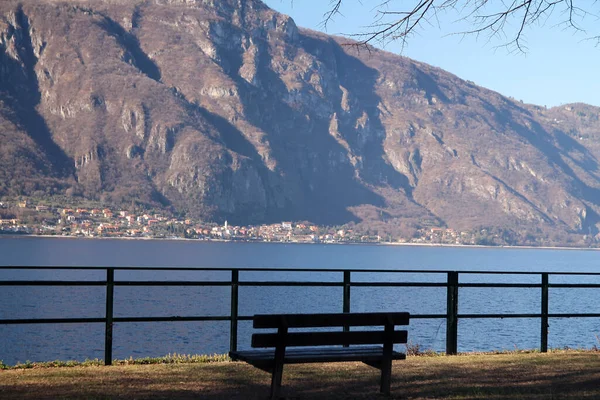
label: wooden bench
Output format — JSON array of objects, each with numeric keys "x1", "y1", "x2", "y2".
[{"x1": 229, "y1": 312, "x2": 410, "y2": 399}]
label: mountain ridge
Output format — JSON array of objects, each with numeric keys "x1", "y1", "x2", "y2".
[{"x1": 2, "y1": 0, "x2": 600, "y2": 245}]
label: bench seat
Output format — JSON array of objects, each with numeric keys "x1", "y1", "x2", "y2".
[{"x1": 231, "y1": 345, "x2": 406, "y2": 369}]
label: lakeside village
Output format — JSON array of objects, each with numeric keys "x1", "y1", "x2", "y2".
[{"x1": 0, "y1": 199, "x2": 486, "y2": 245}]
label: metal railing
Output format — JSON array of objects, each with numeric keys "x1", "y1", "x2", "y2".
[{"x1": 2, "y1": 267, "x2": 600, "y2": 364}]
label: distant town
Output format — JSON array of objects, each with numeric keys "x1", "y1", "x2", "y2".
[{"x1": 0, "y1": 199, "x2": 563, "y2": 246}]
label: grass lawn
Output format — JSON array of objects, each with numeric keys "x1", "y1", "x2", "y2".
[{"x1": 1, "y1": 351, "x2": 600, "y2": 399}]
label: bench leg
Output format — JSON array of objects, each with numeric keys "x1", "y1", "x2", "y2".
[
  {"x1": 270, "y1": 361, "x2": 284, "y2": 399},
  {"x1": 380, "y1": 323, "x2": 394, "y2": 395},
  {"x1": 380, "y1": 359, "x2": 392, "y2": 395}
]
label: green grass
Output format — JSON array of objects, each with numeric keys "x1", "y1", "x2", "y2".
[
  {"x1": 1, "y1": 351, "x2": 600, "y2": 399},
  {"x1": 2, "y1": 353, "x2": 229, "y2": 370}
]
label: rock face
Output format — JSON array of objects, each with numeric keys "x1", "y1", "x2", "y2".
[{"x1": 2, "y1": 0, "x2": 600, "y2": 240}]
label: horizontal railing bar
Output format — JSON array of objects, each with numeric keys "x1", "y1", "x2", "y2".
[
  {"x1": 0, "y1": 314, "x2": 450, "y2": 325},
  {"x1": 0, "y1": 280, "x2": 456, "y2": 288},
  {"x1": 0, "y1": 315, "x2": 301, "y2": 325},
  {"x1": 115, "y1": 281, "x2": 231, "y2": 287},
  {"x1": 0, "y1": 316, "x2": 233, "y2": 324},
  {"x1": 0, "y1": 318, "x2": 106, "y2": 324},
  {"x1": 4, "y1": 281, "x2": 600, "y2": 289},
  {"x1": 0, "y1": 266, "x2": 116, "y2": 270},
  {"x1": 6, "y1": 281, "x2": 599, "y2": 289},
  {"x1": 5, "y1": 266, "x2": 600, "y2": 276},
  {"x1": 458, "y1": 313, "x2": 541, "y2": 319},
  {"x1": 350, "y1": 282, "x2": 447, "y2": 287},
  {"x1": 459, "y1": 283, "x2": 542, "y2": 288},
  {"x1": 0, "y1": 281, "x2": 108, "y2": 286},
  {"x1": 0, "y1": 266, "x2": 452, "y2": 273},
  {"x1": 549, "y1": 313, "x2": 600, "y2": 318},
  {"x1": 549, "y1": 284, "x2": 600, "y2": 288},
  {"x1": 459, "y1": 313, "x2": 600, "y2": 319},
  {"x1": 3, "y1": 277, "x2": 600, "y2": 293},
  {"x1": 232, "y1": 315, "x2": 451, "y2": 321},
  {"x1": 238, "y1": 281, "x2": 343, "y2": 287},
  {"x1": 5, "y1": 312, "x2": 600, "y2": 326},
  {"x1": 113, "y1": 316, "x2": 230, "y2": 322},
  {"x1": 0, "y1": 281, "x2": 235, "y2": 287}
]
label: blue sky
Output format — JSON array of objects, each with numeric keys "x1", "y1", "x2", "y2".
[{"x1": 264, "y1": 0, "x2": 600, "y2": 108}]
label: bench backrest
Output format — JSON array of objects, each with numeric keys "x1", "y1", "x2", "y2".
[{"x1": 251, "y1": 312, "x2": 409, "y2": 348}]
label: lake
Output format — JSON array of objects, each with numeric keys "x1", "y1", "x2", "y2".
[{"x1": 1, "y1": 236, "x2": 600, "y2": 365}]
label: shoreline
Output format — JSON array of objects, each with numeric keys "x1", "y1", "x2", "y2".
[
  {"x1": 1, "y1": 232, "x2": 599, "y2": 252},
  {"x1": 2, "y1": 347, "x2": 599, "y2": 368}
]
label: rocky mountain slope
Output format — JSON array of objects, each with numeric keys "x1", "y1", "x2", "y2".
[{"x1": 2, "y1": 0, "x2": 600, "y2": 243}]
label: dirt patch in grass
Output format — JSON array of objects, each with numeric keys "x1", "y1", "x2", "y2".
[{"x1": 1, "y1": 352, "x2": 600, "y2": 399}]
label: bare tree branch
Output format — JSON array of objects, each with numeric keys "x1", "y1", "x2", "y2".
[
  {"x1": 320, "y1": 1, "x2": 600, "y2": 53},
  {"x1": 321, "y1": 0, "x2": 343, "y2": 30}
]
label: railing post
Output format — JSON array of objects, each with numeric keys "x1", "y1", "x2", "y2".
[
  {"x1": 230, "y1": 269, "x2": 239, "y2": 353},
  {"x1": 446, "y1": 271, "x2": 459, "y2": 355},
  {"x1": 343, "y1": 270, "x2": 351, "y2": 345},
  {"x1": 541, "y1": 273, "x2": 549, "y2": 353},
  {"x1": 104, "y1": 268, "x2": 114, "y2": 366},
  {"x1": 343, "y1": 270, "x2": 351, "y2": 315}
]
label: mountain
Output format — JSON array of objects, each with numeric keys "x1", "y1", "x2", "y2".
[{"x1": 2, "y1": 0, "x2": 600, "y2": 244}]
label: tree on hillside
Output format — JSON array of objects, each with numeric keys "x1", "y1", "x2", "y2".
[{"x1": 323, "y1": 0, "x2": 597, "y2": 52}]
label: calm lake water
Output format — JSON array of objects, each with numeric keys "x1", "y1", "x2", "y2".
[{"x1": 2, "y1": 236, "x2": 600, "y2": 365}]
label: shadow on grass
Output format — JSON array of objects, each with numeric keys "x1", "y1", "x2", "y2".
[
  {"x1": 2, "y1": 356, "x2": 600, "y2": 399},
  {"x1": 395, "y1": 355, "x2": 600, "y2": 399}
]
